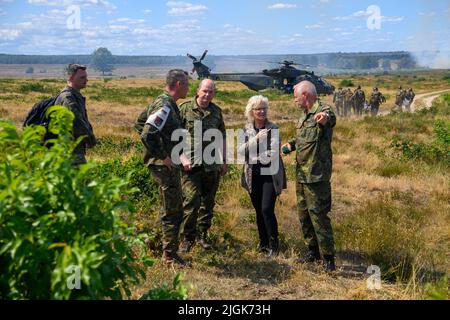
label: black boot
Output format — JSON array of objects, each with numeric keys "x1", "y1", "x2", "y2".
[
  {"x1": 267, "y1": 238, "x2": 279, "y2": 258},
  {"x1": 323, "y1": 255, "x2": 336, "y2": 272},
  {"x1": 296, "y1": 245, "x2": 321, "y2": 264},
  {"x1": 197, "y1": 233, "x2": 212, "y2": 250},
  {"x1": 179, "y1": 238, "x2": 195, "y2": 253}
]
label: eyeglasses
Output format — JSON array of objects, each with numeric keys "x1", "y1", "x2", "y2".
[{"x1": 253, "y1": 108, "x2": 267, "y2": 112}]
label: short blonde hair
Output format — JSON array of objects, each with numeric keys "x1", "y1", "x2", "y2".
[{"x1": 245, "y1": 95, "x2": 269, "y2": 123}]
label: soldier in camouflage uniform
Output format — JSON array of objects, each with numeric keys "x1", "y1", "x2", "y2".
[
  {"x1": 343, "y1": 88, "x2": 353, "y2": 117},
  {"x1": 369, "y1": 87, "x2": 386, "y2": 116},
  {"x1": 55, "y1": 64, "x2": 96, "y2": 165},
  {"x1": 178, "y1": 79, "x2": 228, "y2": 252},
  {"x1": 138, "y1": 69, "x2": 191, "y2": 266},
  {"x1": 395, "y1": 86, "x2": 406, "y2": 112},
  {"x1": 282, "y1": 81, "x2": 337, "y2": 272},
  {"x1": 353, "y1": 85, "x2": 366, "y2": 117},
  {"x1": 404, "y1": 88, "x2": 415, "y2": 112},
  {"x1": 333, "y1": 87, "x2": 344, "y2": 117}
]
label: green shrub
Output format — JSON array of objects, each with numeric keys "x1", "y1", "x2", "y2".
[
  {"x1": 441, "y1": 73, "x2": 450, "y2": 82},
  {"x1": 374, "y1": 160, "x2": 411, "y2": 177},
  {"x1": 140, "y1": 273, "x2": 188, "y2": 300},
  {"x1": 424, "y1": 276, "x2": 449, "y2": 300},
  {"x1": 391, "y1": 120, "x2": 450, "y2": 166},
  {"x1": 0, "y1": 107, "x2": 152, "y2": 299},
  {"x1": 18, "y1": 82, "x2": 55, "y2": 94},
  {"x1": 93, "y1": 136, "x2": 142, "y2": 158},
  {"x1": 339, "y1": 79, "x2": 354, "y2": 87},
  {"x1": 92, "y1": 155, "x2": 159, "y2": 211}
]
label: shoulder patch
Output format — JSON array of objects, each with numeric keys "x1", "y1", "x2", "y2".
[{"x1": 146, "y1": 105, "x2": 171, "y2": 131}]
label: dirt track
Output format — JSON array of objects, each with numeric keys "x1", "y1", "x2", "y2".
[{"x1": 410, "y1": 89, "x2": 450, "y2": 112}]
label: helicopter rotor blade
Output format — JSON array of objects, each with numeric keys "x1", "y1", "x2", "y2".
[
  {"x1": 187, "y1": 53, "x2": 197, "y2": 61},
  {"x1": 192, "y1": 67, "x2": 196, "y2": 74},
  {"x1": 200, "y1": 50, "x2": 208, "y2": 61}
]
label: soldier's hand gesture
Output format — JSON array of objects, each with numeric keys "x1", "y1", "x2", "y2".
[{"x1": 314, "y1": 112, "x2": 329, "y2": 125}]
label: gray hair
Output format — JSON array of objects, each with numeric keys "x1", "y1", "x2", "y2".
[
  {"x1": 294, "y1": 80, "x2": 317, "y2": 97},
  {"x1": 245, "y1": 95, "x2": 269, "y2": 123},
  {"x1": 166, "y1": 69, "x2": 188, "y2": 88}
]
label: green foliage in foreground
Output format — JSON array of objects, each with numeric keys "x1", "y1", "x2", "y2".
[
  {"x1": 0, "y1": 107, "x2": 185, "y2": 299},
  {"x1": 391, "y1": 120, "x2": 450, "y2": 166}
]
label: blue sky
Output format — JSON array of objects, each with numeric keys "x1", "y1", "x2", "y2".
[{"x1": 0, "y1": 0, "x2": 449, "y2": 56}]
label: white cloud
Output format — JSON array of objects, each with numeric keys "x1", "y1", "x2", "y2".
[
  {"x1": 166, "y1": 1, "x2": 207, "y2": 16},
  {"x1": 268, "y1": 3, "x2": 297, "y2": 10},
  {"x1": 143, "y1": 9, "x2": 152, "y2": 15},
  {"x1": 0, "y1": 9, "x2": 6, "y2": 16},
  {"x1": 109, "y1": 18, "x2": 145, "y2": 25},
  {"x1": 334, "y1": 10, "x2": 403, "y2": 23},
  {"x1": 418, "y1": 11, "x2": 436, "y2": 17},
  {"x1": 27, "y1": 0, "x2": 117, "y2": 13},
  {"x1": 0, "y1": 29, "x2": 21, "y2": 40},
  {"x1": 382, "y1": 16, "x2": 403, "y2": 22},
  {"x1": 305, "y1": 24, "x2": 323, "y2": 29}
]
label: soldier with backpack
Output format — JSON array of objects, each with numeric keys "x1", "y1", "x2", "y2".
[
  {"x1": 55, "y1": 64, "x2": 96, "y2": 165},
  {"x1": 23, "y1": 64, "x2": 96, "y2": 165}
]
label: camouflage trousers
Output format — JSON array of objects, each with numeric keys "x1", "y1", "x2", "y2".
[
  {"x1": 343, "y1": 102, "x2": 352, "y2": 117},
  {"x1": 181, "y1": 166, "x2": 221, "y2": 241},
  {"x1": 354, "y1": 102, "x2": 364, "y2": 116},
  {"x1": 371, "y1": 104, "x2": 380, "y2": 116},
  {"x1": 149, "y1": 165, "x2": 184, "y2": 255},
  {"x1": 296, "y1": 179, "x2": 335, "y2": 256},
  {"x1": 335, "y1": 102, "x2": 342, "y2": 117}
]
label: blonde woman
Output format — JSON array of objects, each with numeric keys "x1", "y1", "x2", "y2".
[{"x1": 238, "y1": 95, "x2": 287, "y2": 256}]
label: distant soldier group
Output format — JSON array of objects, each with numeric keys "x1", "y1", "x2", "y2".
[
  {"x1": 395, "y1": 86, "x2": 415, "y2": 112},
  {"x1": 333, "y1": 85, "x2": 414, "y2": 117},
  {"x1": 333, "y1": 86, "x2": 367, "y2": 117}
]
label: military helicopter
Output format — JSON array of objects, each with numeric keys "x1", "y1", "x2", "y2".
[{"x1": 187, "y1": 50, "x2": 335, "y2": 95}]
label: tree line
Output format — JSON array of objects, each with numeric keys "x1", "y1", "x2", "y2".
[{"x1": 0, "y1": 49, "x2": 417, "y2": 71}]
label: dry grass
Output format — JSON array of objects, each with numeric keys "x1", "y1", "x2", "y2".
[{"x1": 1, "y1": 71, "x2": 449, "y2": 300}]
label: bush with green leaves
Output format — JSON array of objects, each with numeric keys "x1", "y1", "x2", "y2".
[
  {"x1": 391, "y1": 120, "x2": 450, "y2": 166},
  {"x1": 92, "y1": 155, "x2": 159, "y2": 211},
  {"x1": 339, "y1": 79, "x2": 354, "y2": 87},
  {"x1": 0, "y1": 106, "x2": 154, "y2": 299}
]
